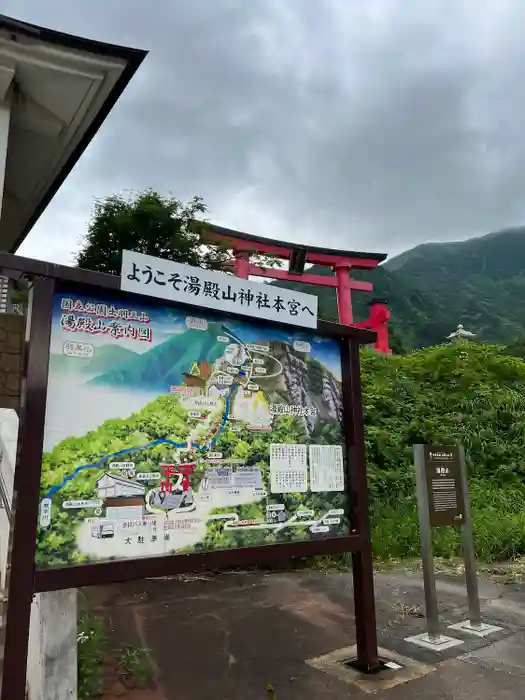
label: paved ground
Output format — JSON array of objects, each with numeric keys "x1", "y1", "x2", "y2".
[{"x1": 85, "y1": 566, "x2": 525, "y2": 699}]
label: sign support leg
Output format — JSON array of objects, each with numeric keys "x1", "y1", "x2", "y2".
[
  {"x1": 352, "y1": 547, "x2": 380, "y2": 671},
  {"x1": 413, "y1": 444, "x2": 441, "y2": 641},
  {"x1": 448, "y1": 446, "x2": 502, "y2": 637},
  {"x1": 461, "y1": 523, "x2": 482, "y2": 628},
  {"x1": 344, "y1": 340, "x2": 379, "y2": 672},
  {"x1": 458, "y1": 446, "x2": 482, "y2": 628},
  {"x1": 1, "y1": 279, "x2": 54, "y2": 700}
]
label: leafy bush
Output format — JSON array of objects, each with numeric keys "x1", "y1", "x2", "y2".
[
  {"x1": 363, "y1": 342, "x2": 525, "y2": 561},
  {"x1": 119, "y1": 646, "x2": 153, "y2": 688}
]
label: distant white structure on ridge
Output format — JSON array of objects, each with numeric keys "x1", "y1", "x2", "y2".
[{"x1": 446, "y1": 324, "x2": 476, "y2": 342}]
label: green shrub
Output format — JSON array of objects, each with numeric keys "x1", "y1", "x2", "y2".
[
  {"x1": 364, "y1": 343, "x2": 525, "y2": 561},
  {"x1": 119, "y1": 646, "x2": 153, "y2": 688},
  {"x1": 77, "y1": 612, "x2": 106, "y2": 700}
]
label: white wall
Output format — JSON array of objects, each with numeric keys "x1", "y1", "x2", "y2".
[
  {"x1": 0, "y1": 409, "x2": 78, "y2": 699},
  {"x1": 0, "y1": 408, "x2": 16, "y2": 589},
  {"x1": 27, "y1": 590, "x2": 78, "y2": 700}
]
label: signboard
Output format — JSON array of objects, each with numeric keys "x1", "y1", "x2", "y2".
[
  {"x1": 120, "y1": 250, "x2": 318, "y2": 329},
  {"x1": 36, "y1": 289, "x2": 347, "y2": 569},
  {"x1": 423, "y1": 445, "x2": 464, "y2": 526}
]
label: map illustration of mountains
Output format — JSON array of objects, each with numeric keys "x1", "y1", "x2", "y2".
[{"x1": 37, "y1": 291, "x2": 349, "y2": 568}]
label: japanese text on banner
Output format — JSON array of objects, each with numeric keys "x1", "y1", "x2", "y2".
[
  {"x1": 59, "y1": 297, "x2": 152, "y2": 342},
  {"x1": 120, "y1": 250, "x2": 318, "y2": 329}
]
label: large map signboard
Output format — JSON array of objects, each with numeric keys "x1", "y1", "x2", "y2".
[{"x1": 36, "y1": 289, "x2": 348, "y2": 569}]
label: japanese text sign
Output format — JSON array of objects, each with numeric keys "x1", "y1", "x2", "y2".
[
  {"x1": 120, "y1": 250, "x2": 318, "y2": 329},
  {"x1": 423, "y1": 445, "x2": 465, "y2": 527}
]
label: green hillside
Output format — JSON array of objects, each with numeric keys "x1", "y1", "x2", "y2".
[
  {"x1": 270, "y1": 264, "x2": 437, "y2": 351},
  {"x1": 383, "y1": 227, "x2": 525, "y2": 347},
  {"x1": 82, "y1": 344, "x2": 138, "y2": 375},
  {"x1": 49, "y1": 344, "x2": 138, "y2": 375},
  {"x1": 91, "y1": 326, "x2": 226, "y2": 390},
  {"x1": 274, "y1": 227, "x2": 525, "y2": 349}
]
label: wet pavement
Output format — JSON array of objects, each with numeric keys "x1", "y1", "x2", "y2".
[{"x1": 86, "y1": 567, "x2": 525, "y2": 699}]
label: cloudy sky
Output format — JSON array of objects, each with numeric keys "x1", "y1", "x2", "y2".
[{"x1": 5, "y1": 0, "x2": 525, "y2": 264}]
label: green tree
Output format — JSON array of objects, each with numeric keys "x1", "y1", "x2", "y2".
[{"x1": 75, "y1": 190, "x2": 234, "y2": 275}]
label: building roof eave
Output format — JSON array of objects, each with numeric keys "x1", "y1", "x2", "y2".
[{"x1": 0, "y1": 14, "x2": 147, "y2": 253}]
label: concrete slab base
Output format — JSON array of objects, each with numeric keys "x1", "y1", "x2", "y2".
[
  {"x1": 405, "y1": 632, "x2": 464, "y2": 651},
  {"x1": 306, "y1": 644, "x2": 435, "y2": 693},
  {"x1": 449, "y1": 620, "x2": 503, "y2": 637}
]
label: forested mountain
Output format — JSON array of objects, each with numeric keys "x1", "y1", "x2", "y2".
[{"x1": 274, "y1": 227, "x2": 525, "y2": 350}]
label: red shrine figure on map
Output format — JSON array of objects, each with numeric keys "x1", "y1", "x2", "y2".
[{"x1": 160, "y1": 464, "x2": 195, "y2": 493}]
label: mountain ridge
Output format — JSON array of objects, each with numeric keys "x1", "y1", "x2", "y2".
[
  {"x1": 91, "y1": 327, "x2": 226, "y2": 391},
  {"x1": 272, "y1": 226, "x2": 525, "y2": 350}
]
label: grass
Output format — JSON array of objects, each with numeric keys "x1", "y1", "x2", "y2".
[
  {"x1": 77, "y1": 602, "x2": 154, "y2": 697},
  {"x1": 77, "y1": 612, "x2": 106, "y2": 700},
  {"x1": 371, "y1": 479, "x2": 525, "y2": 562},
  {"x1": 119, "y1": 645, "x2": 154, "y2": 689}
]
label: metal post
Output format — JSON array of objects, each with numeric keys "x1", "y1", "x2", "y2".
[
  {"x1": 343, "y1": 339, "x2": 379, "y2": 672},
  {"x1": 458, "y1": 445, "x2": 482, "y2": 628},
  {"x1": 1, "y1": 278, "x2": 54, "y2": 700},
  {"x1": 413, "y1": 444, "x2": 441, "y2": 640}
]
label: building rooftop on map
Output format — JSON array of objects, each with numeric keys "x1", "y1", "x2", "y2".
[
  {"x1": 96, "y1": 472, "x2": 147, "y2": 499},
  {"x1": 0, "y1": 14, "x2": 147, "y2": 253},
  {"x1": 183, "y1": 360, "x2": 212, "y2": 388},
  {"x1": 183, "y1": 373, "x2": 205, "y2": 389},
  {"x1": 150, "y1": 489, "x2": 194, "y2": 510}
]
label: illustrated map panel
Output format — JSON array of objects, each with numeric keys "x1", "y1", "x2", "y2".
[{"x1": 37, "y1": 290, "x2": 349, "y2": 568}]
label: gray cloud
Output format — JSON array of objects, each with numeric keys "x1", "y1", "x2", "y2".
[{"x1": 8, "y1": 0, "x2": 525, "y2": 263}]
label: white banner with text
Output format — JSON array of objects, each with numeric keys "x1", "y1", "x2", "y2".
[{"x1": 120, "y1": 250, "x2": 318, "y2": 328}]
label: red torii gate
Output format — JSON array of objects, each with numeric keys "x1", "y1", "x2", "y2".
[{"x1": 208, "y1": 225, "x2": 391, "y2": 354}]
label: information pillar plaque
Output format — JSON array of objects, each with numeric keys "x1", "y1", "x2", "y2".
[{"x1": 423, "y1": 445, "x2": 465, "y2": 527}]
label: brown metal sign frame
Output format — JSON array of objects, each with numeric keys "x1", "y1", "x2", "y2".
[{"x1": 0, "y1": 251, "x2": 380, "y2": 698}]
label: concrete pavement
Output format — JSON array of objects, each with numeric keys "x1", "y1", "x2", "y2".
[{"x1": 87, "y1": 566, "x2": 525, "y2": 699}]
